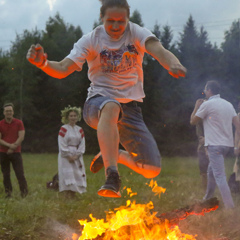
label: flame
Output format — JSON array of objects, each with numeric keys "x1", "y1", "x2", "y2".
[
  {"x1": 131, "y1": 152, "x2": 138, "y2": 157},
  {"x1": 77, "y1": 182, "x2": 196, "y2": 240},
  {"x1": 146, "y1": 179, "x2": 166, "y2": 198},
  {"x1": 72, "y1": 233, "x2": 79, "y2": 240},
  {"x1": 74, "y1": 182, "x2": 219, "y2": 239},
  {"x1": 47, "y1": 0, "x2": 56, "y2": 11},
  {"x1": 123, "y1": 187, "x2": 138, "y2": 197},
  {"x1": 77, "y1": 200, "x2": 197, "y2": 240}
]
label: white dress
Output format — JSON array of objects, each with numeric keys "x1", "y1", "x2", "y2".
[{"x1": 58, "y1": 124, "x2": 87, "y2": 193}]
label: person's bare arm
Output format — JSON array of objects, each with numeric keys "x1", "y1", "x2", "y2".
[
  {"x1": 145, "y1": 38, "x2": 187, "y2": 78},
  {"x1": 14, "y1": 130, "x2": 25, "y2": 147},
  {"x1": 233, "y1": 115, "x2": 240, "y2": 155},
  {"x1": 26, "y1": 44, "x2": 80, "y2": 79},
  {"x1": 0, "y1": 132, "x2": 11, "y2": 148},
  {"x1": 190, "y1": 99, "x2": 204, "y2": 125}
]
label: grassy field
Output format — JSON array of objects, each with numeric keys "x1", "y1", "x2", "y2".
[{"x1": 0, "y1": 153, "x2": 239, "y2": 240}]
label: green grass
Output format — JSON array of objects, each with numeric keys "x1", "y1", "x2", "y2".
[{"x1": 0, "y1": 154, "x2": 239, "y2": 240}]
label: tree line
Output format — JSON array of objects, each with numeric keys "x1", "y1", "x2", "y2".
[{"x1": 0, "y1": 11, "x2": 240, "y2": 156}]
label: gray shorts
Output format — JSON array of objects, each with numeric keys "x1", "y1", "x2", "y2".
[{"x1": 83, "y1": 95, "x2": 161, "y2": 168}]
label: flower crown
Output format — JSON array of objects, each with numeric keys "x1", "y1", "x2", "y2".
[{"x1": 61, "y1": 105, "x2": 82, "y2": 124}]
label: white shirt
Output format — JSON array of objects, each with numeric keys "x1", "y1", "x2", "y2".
[
  {"x1": 196, "y1": 94, "x2": 237, "y2": 147},
  {"x1": 66, "y1": 22, "x2": 157, "y2": 103}
]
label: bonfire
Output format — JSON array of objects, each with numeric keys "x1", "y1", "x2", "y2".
[{"x1": 74, "y1": 180, "x2": 219, "y2": 240}]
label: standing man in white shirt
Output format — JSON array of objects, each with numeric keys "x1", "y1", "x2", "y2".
[{"x1": 190, "y1": 80, "x2": 240, "y2": 209}]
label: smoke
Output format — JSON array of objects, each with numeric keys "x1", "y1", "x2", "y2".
[
  {"x1": 47, "y1": 0, "x2": 57, "y2": 11},
  {"x1": 42, "y1": 218, "x2": 80, "y2": 240}
]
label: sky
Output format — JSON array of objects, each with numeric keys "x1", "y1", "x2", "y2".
[{"x1": 0, "y1": 0, "x2": 240, "y2": 52}]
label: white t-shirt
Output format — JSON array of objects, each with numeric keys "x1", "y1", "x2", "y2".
[
  {"x1": 196, "y1": 94, "x2": 237, "y2": 147},
  {"x1": 66, "y1": 22, "x2": 157, "y2": 103}
]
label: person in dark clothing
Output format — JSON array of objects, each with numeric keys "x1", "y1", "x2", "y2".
[
  {"x1": 0, "y1": 103, "x2": 28, "y2": 198},
  {"x1": 196, "y1": 116, "x2": 209, "y2": 190}
]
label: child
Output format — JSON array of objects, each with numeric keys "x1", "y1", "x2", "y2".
[{"x1": 26, "y1": 0, "x2": 187, "y2": 198}]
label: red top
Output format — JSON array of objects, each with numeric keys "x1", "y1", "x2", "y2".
[{"x1": 0, "y1": 118, "x2": 25, "y2": 153}]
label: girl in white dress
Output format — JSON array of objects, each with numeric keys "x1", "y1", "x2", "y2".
[{"x1": 58, "y1": 106, "x2": 86, "y2": 197}]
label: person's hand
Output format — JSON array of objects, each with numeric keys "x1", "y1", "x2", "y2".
[
  {"x1": 9, "y1": 143, "x2": 17, "y2": 150},
  {"x1": 204, "y1": 147, "x2": 208, "y2": 157},
  {"x1": 7, "y1": 149, "x2": 14, "y2": 155},
  {"x1": 234, "y1": 148, "x2": 240, "y2": 156},
  {"x1": 168, "y1": 63, "x2": 187, "y2": 78},
  {"x1": 68, "y1": 156, "x2": 74, "y2": 163},
  {"x1": 26, "y1": 43, "x2": 47, "y2": 68},
  {"x1": 195, "y1": 99, "x2": 204, "y2": 109},
  {"x1": 68, "y1": 155, "x2": 78, "y2": 163},
  {"x1": 68, "y1": 157, "x2": 75, "y2": 163},
  {"x1": 199, "y1": 136, "x2": 205, "y2": 145},
  {"x1": 72, "y1": 155, "x2": 78, "y2": 161}
]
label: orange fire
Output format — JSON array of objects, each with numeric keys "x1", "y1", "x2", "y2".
[
  {"x1": 76, "y1": 181, "x2": 199, "y2": 240},
  {"x1": 77, "y1": 199, "x2": 197, "y2": 240},
  {"x1": 146, "y1": 179, "x2": 166, "y2": 197}
]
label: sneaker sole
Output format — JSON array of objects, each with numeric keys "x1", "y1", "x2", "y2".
[
  {"x1": 90, "y1": 152, "x2": 103, "y2": 173},
  {"x1": 98, "y1": 188, "x2": 121, "y2": 198}
]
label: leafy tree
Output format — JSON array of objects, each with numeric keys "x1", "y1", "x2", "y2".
[
  {"x1": 130, "y1": 10, "x2": 144, "y2": 26},
  {"x1": 159, "y1": 15, "x2": 219, "y2": 155},
  {"x1": 160, "y1": 25, "x2": 174, "y2": 50},
  {"x1": 142, "y1": 23, "x2": 187, "y2": 155},
  {"x1": 3, "y1": 12, "x2": 240, "y2": 156},
  {"x1": 152, "y1": 22, "x2": 161, "y2": 39},
  {"x1": 4, "y1": 29, "x2": 43, "y2": 120},
  {"x1": 1, "y1": 13, "x2": 97, "y2": 153},
  {"x1": 221, "y1": 20, "x2": 240, "y2": 104},
  {"x1": 0, "y1": 51, "x2": 12, "y2": 117},
  {"x1": 31, "y1": 13, "x2": 92, "y2": 153}
]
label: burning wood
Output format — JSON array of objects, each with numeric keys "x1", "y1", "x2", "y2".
[{"x1": 156, "y1": 197, "x2": 219, "y2": 226}]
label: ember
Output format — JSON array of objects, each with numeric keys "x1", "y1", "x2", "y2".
[{"x1": 156, "y1": 197, "x2": 219, "y2": 227}]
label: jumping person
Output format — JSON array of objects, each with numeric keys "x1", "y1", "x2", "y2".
[{"x1": 26, "y1": 0, "x2": 186, "y2": 198}]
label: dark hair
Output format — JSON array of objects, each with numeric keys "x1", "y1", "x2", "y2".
[
  {"x1": 99, "y1": 0, "x2": 130, "y2": 18},
  {"x1": 3, "y1": 103, "x2": 14, "y2": 110},
  {"x1": 206, "y1": 80, "x2": 221, "y2": 95}
]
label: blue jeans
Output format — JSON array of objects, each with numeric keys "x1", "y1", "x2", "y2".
[
  {"x1": 203, "y1": 146, "x2": 234, "y2": 208},
  {"x1": 83, "y1": 95, "x2": 161, "y2": 168}
]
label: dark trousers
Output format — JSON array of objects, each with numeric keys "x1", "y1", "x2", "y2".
[
  {"x1": 198, "y1": 150, "x2": 209, "y2": 175},
  {"x1": 0, "y1": 152, "x2": 28, "y2": 196}
]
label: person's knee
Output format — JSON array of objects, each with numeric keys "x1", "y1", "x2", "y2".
[
  {"x1": 215, "y1": 175, "x2": 227, "y2": 186},
  {"x1": 140, "y1": 167, "x2": 161, "y2": 179},
  {"x1": 100, "y1": 102, "x2": 121, "y2": 123}
]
